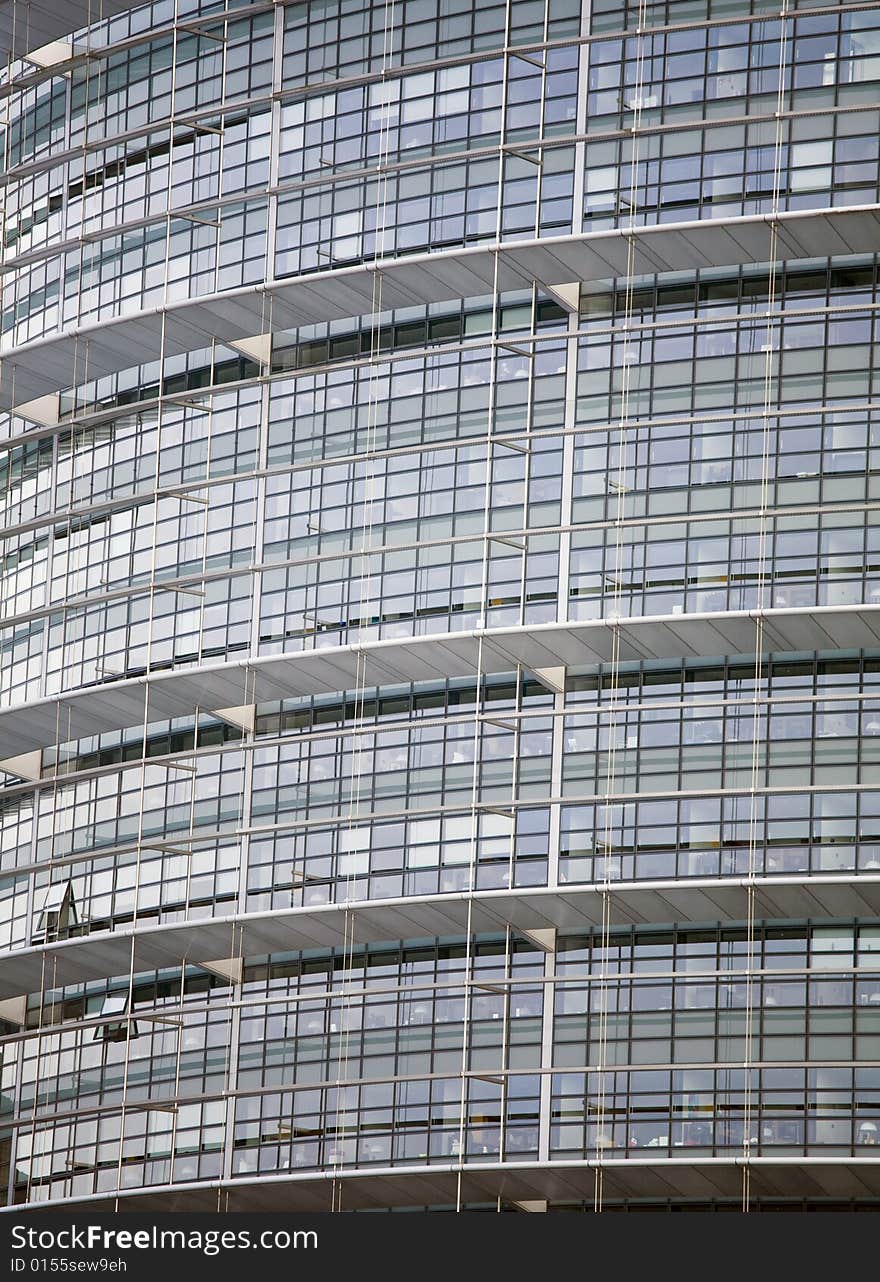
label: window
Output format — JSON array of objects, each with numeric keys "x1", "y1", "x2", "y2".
[
  {"x1": 32, "y1": 880, "x2": 77, "y2": 943},
  {"x1": 93, "y1": 992, "x2": 137, "y2": 1042}
]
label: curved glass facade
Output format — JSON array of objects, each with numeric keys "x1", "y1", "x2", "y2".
[{"x1": 2, "y1": 0, "x2": 880, "y2": 1212}]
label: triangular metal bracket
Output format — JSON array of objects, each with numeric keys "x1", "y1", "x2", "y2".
[
  {"x1": 228, "y1": 334, "x2": 272, "y2": 366},
  {"x1": 539, "y1": 280, "x2": 580, "y2": 313},
  {"x1": 211, "y1": 705, "x2": 256, "y2": 734},
  {"x1": 0, "y1": 751, "x2": 42, "y2": 782},
  {"x1": 198, "y1": 957, "x2": 243, "y2": 984},
  {"x1": 15, "y1": 394, "x2": 60, "y2": 427},
  {"x1": 512, "y1": 1199, "x2": 548, "y2": 1213},
  {"x1": 0, "y1": 996, "x2": 28, "y2": 1026},
  {"x1": 518, "y1": 926, "x2": 556, "y2": 953},
  {"x1": 531, "y1": 666, "x2": 566, "y2": 694}
]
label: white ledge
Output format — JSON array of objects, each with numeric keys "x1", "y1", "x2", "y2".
[
  {"x1": 2, "y1": 604, "x2": 880, "y2": 758},
  {"x1": 5, "y1": 1156, "x2": 880, "y2": 1211},
  {"x1": 0, "y1": 1, "x2": 135, "y2": 62},
  {"x1": 2, "y1": 875, "x2": 880, "y2": 1000},
  {"x1": 3, "y1": 204, "x2": 880, "y2": 408}
]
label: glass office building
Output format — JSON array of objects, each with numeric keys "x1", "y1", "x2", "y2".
[{"x1": 2, "y1": 0, "x2": 880, "y2": 1212}]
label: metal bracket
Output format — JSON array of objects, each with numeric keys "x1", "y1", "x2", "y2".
[
  {"x1": 25, "y1": 39, "x2": 86, "y2": 69},
  {"x1": 497, "y1": 342, "x2": 534, "y2": 358},
  {"x1": 517, "y1": 926, "x2": 556, "y2": 952},
  {"x1": 228, "y1": 334, "x2": 273, "y2": 366},
  {"x1": 531, "y1": 666, "x2": 566, "y2": 694},
  {"x1": 510, "y1": 51, "x2": 545, "y2": 70},
  {"x1": 0, "y1": 751, "x2": 42, "y2": 782},
  {"x1": 212, "y1": 705, "x2": 256, "y2": 734},
  {"x1": 198, "y1": 957, "x2": 243, "y2": 984},
  {"x1": 173, "y1": 211, "x2": 221, "y2": 228},
  {"x1": 176, "y1": 118, "x2": 224, "y2": 135},
  {"x1": 161, "y1": 489, "x2": 210, "y2": 504},
  {"x1": 177, "y1": 21, "x2": 227, "y2": 42},
  {"x1": 162, "y1": 397, "x2": 213, "y2": 413},
  {"x1": 13, "y1": 394, "x2": 60, "y2": 427},
  {"x1": 0, "y1": 996, "x2": 28, "y2": 1026},
  {"x1": 538, "y1": 280, "x2": 580, "y2": 313}
]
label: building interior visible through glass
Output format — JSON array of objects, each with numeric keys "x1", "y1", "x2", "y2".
[{"x1": 2, "y1": 0, "x2": 880, "y2": 1211}]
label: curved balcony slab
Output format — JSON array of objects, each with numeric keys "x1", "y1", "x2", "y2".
[
  {"x1": 0, "y1": 0, "x2": 136, "y2": 62},
  {"x1": 2, "y1": 603, "x2": 880, "y2": 759},
  {"x1": 3, "y1": 204, "x2": 880, "y2": 410},
  {"x1": 7, "y1": 1157, "x2": 880, "y2": 1212},
  {"x1": 3, "y1": 875, "x2": 880, "y2": 1000}
]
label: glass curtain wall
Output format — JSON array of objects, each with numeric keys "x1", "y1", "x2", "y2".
[{"x1": 1, "y1": 0, "x2": 879, "y2": 1210}]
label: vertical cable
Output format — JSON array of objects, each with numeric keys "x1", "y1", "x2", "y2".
[
  {"x1": 23, "y1": 953, "x2": 49, "y2": 1207},
  {"x1": 217, "y1": 923, "x2": 243, "y2": 1213},
  {"x1": 329, "y1": 0, "x2": 396, "y2": 1212},
  {"x1": 452, "y1": 0, "x2": 520, "y2": 1186},
  {"x1": 26, "y1": 699, "x2": 70, "y2": 1206},
  {"x1": 453, "y1": 231, "x2": 505, "y2": 1210},
  {"x1": 112, "y1": 935, "x2": 136, "y2": 1206},
  {"x1": 167, "y1": 965, "x2": 187, "y2": 1187},
  {"x1": 592, "y1": 0, "x2": 647, "y2": 1212},
  {"x1": 455, "y1": 637, "x2": 483, "y2": 1213},
  {"x1": 116, "y1": 0, "x2": 184, "y2": 1206},
  {"x1": 742, "y1": 0, "x2": 789, "y2": 1213}
]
